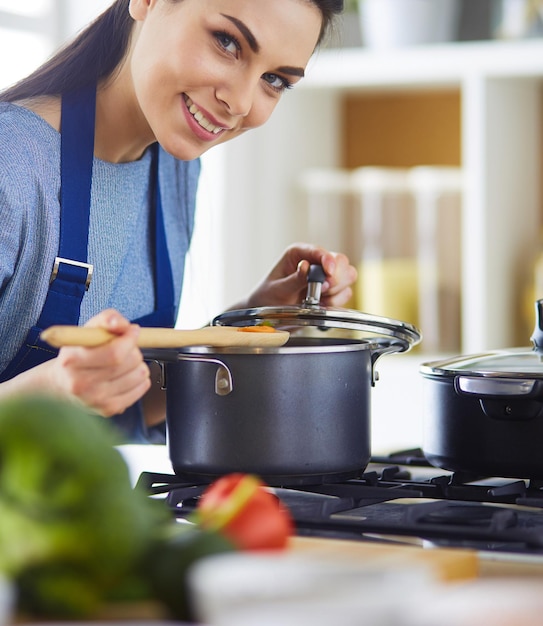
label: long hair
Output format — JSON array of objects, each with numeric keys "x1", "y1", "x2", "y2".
[
  {"x1": 0, "y1": 0, "x2": 343, "y2": 102},
  {"x1": 0, "y1": 0, "x2": 132, "y2": 100}
]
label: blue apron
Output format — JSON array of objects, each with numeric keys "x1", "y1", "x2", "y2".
[{"x1": 0, "y1": 83, "x2": 176, "y2": 384}]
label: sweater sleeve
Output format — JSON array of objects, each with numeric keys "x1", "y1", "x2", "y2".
[{"x1": 0, "y1": 105, "x2": 61, "y2": 374}]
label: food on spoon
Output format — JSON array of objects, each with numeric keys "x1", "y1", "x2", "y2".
[{"x1": 238, "y1": 325, "x2": 277, "y2": 333}]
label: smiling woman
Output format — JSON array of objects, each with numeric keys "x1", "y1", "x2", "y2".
[{"x1": 0, "y1": 0, "x2": 354, "y2": 444}]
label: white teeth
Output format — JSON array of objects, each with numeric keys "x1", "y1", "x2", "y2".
[{"x1": 185, "y1": 96, "x2": 223, "y2": 134}]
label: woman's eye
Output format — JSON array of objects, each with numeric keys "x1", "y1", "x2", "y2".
[
  {"x1": 263, "y1": 73, "x2": 292, "y2": 93},
  {"x1": 215, "y1": 31, "x2": 240, "y2": 55}
]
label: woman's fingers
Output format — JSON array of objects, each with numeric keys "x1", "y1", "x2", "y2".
[
  {"x1": 71, "y1": 360, "x2": 151, "y2": 417},
  {"x1": 53, "y1": 311, "x2": 151, "y2": 417},
  {"x1": 318, "y1": 252, "x2": 358, "y2": 307},
  {"x1": 248, "y1": 245, "x2": 358, "y2": 308}
]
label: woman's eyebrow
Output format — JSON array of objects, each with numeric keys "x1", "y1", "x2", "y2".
[
  {"x1": 220, "y1": 14, "x2": 305, "y2": 78},
  {"x1": 277, "y1": 66, "x2": 305, "y2": 78},
  {"x1": 221, "y1": 14, "x2": 260, "y2": 52}
]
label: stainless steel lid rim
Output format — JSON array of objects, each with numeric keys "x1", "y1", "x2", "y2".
[
  {"x1": 421, "y1": 348, "x2": 543, "y2": 378},
  {"x1": 420, "y1": 301, "x2": 543, "y2": 377},
  {"x1": 213, "y1": 304, "x2": 417, "y2": 326},
  {"x1": 213, "y1": 306, "x2": 421, "y2": 351},
  {"x1": 421, "y1": 367, "x2": 543, "y2": 380}
]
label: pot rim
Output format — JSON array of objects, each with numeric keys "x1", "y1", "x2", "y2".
[{"x1": 144, "y1": 337, "x2": 402, "y2": 358}]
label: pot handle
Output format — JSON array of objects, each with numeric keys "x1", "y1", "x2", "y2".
[
  {"x1": 530, "y1": 299, "x2": 543, "y2": 353},
  {"x1": 369, "y1": 338, "x2": 409, "y2": 385},
  {"x1": 176, "y1": 355, "x2": 233, "y2": 396},
  {"x1": 455, "y1": 376, "x2": 539, "y2": 398},
  {"x1": 455, "y1": 376, "x2": 543, "y2": 420},
  {"x1": 177, "y1": 354, "x2": 234, "y2": 396},
  {"x1": 145, "y1": 351, "x2": 234, "y2": 396}
]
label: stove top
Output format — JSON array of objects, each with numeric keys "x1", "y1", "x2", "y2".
[{"x1": 136, "y1": 448, "x2": 543, "y2": 559}]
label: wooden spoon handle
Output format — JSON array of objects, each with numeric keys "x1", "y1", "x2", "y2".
[{"x1": 40, "y1": 325, "x2": 290, "y2": 348}]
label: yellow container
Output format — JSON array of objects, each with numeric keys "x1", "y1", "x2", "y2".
[
  {"x1": 352, "y1": 167, "x2": 419, "y2": 325},
  {"x1": 357, "y1": 258, "x2": 418, "y2": 325}
]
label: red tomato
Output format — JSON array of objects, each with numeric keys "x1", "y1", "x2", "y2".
[{"x1": 196, "y1": 474, "x2": 293, "y2": 550}]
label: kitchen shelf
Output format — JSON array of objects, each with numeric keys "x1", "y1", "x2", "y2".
[
  {"x1": 305, "y1": 39, "x2": 543, "y2": 88},
  {"x1": 301, "y1": 39, "x2": 543, "y2": 90},
  {"x1": 209, "y1": 39, "x2": 543, "y2": 353}
]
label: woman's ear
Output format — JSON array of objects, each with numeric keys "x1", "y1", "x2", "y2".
[{"x1": 128, "y1": 0, "x2": 153, "y2": 21}]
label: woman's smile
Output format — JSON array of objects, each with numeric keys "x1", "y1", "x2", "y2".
[{"x1": 182, "y1": 94, "x2": 230, "y2": 140}]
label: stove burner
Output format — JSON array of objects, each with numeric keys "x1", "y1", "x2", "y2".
[
  {"x1": 171, "y1": 468, "x2": 365, "y2": 488},
  {"x1": 411, "y1": 502, "x2": 518, "y2": 529},
  {"x1": 136, "y1": 448, "x2": 543, "y2": 557}
]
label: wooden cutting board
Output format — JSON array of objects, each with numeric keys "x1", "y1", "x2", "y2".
[{"x1": 289, "y1": 536, "x2": 479, "y2": 582}]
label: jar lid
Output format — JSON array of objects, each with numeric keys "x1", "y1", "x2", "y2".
[{"x1": 213, "y1": 265, "x2": 421, "y2": 353}]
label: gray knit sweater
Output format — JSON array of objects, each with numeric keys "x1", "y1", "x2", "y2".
[{"x1": 0, "y1": 102, "x2": 200, "y2": 441}]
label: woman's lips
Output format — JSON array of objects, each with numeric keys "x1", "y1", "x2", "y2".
[{"x1": 182, "y1": 94, "x2": 228, "y2": 141}]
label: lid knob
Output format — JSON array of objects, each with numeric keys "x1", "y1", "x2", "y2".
[
  {"x1": 530, "y1": 299, "x2": 543, "y2": 353},
  {"x1": 303, "y1": 264, "x2": 326, "y2": 307}
]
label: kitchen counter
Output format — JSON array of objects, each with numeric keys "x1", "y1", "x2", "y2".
[
  {"x1": 291, "y1": 535, "x2": 543, "y2": 579},
  {"x1": 9, "y1": 528, "x2": 543, "y2": 626},
  {"x1": 290, "y1": 535, "x2": 479, "y2": 582},
  {"x1": 11, "y1": 447, "x2": 536, "y2": 624}
]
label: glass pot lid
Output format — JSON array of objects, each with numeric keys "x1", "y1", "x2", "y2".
[
  {"x1": 421, "y1": 300, "x2": 543, "y2": 378},
  {"x1": 213, "y1": 265, "x2": 421, "y2": 353},
  {"x1": 421, "y1": 348, "x2": 543, "y2": 379}
]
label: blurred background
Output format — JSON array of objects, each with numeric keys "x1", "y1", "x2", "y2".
[{"x1": 2, "y1": 0, "x2": 543, "y2": 451}]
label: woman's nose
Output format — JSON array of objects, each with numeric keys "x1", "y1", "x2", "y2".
[{"x1": 215, "y1": 73, "x2": 257, "y2": 118}]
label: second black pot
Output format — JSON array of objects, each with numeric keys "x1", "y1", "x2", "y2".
[{"x1": 420, "y1": 300, "x2": 543, "y2": 479}]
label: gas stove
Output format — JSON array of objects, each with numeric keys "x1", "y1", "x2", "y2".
[{"x1": 136, "y1": 448, "x2": 543, "y2": 560}]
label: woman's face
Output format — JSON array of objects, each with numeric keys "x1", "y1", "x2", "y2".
[{"x1": 128, "y1": 0, "x2": 323, "y2": 160}]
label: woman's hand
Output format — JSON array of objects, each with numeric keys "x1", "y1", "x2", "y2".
[
  {"x1": 0, "y1": 309, "x2": 152, "y2": 418},
  {"x1": 46, "y1": 309, "x2": 151, "y2": 417},
  {"x1": 238, "y1": 244, "x2": 358, "y2": 309}
]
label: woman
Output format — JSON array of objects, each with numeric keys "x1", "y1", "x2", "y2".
[{"x1": 0, "y1": 0, "x2": 356, "y2": 442}]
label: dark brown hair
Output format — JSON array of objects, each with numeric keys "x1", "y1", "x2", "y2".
[{"x1": 0, "y1": 0, "x2": 343, "y2": 102}]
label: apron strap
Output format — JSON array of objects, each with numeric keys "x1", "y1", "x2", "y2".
[
  {"x1": 60, "y1": 83, "x2": 95, "y2": 263},
  {"x1": 151, "y1": 144, "x2": 175, "y2": 316},
  {"x1": 38, "y1": 84, "x2": 97, "y2": 329},
  {"x1": 41, "y1": 89, "x2": 176, "y2": 330}
]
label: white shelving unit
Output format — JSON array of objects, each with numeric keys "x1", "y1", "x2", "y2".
[{"x1": 212, "y1": 39, "x2": 543, "y2": 354}]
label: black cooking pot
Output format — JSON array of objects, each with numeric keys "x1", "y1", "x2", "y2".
[
  {"x1": 150, "y1": 266, "x2": 420, "y2": 486},
  {"x1": 420, "y1": 300, "x2": 543, "y2": 479}
]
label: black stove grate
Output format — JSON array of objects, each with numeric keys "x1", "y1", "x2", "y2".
[{"x1": 136, "y1": 449, "x2": 543, "y2": 556}]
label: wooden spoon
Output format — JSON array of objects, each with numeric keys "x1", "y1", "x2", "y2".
[{"x1": 40, "y1": 325, "x2": 290, "y2": 349}]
